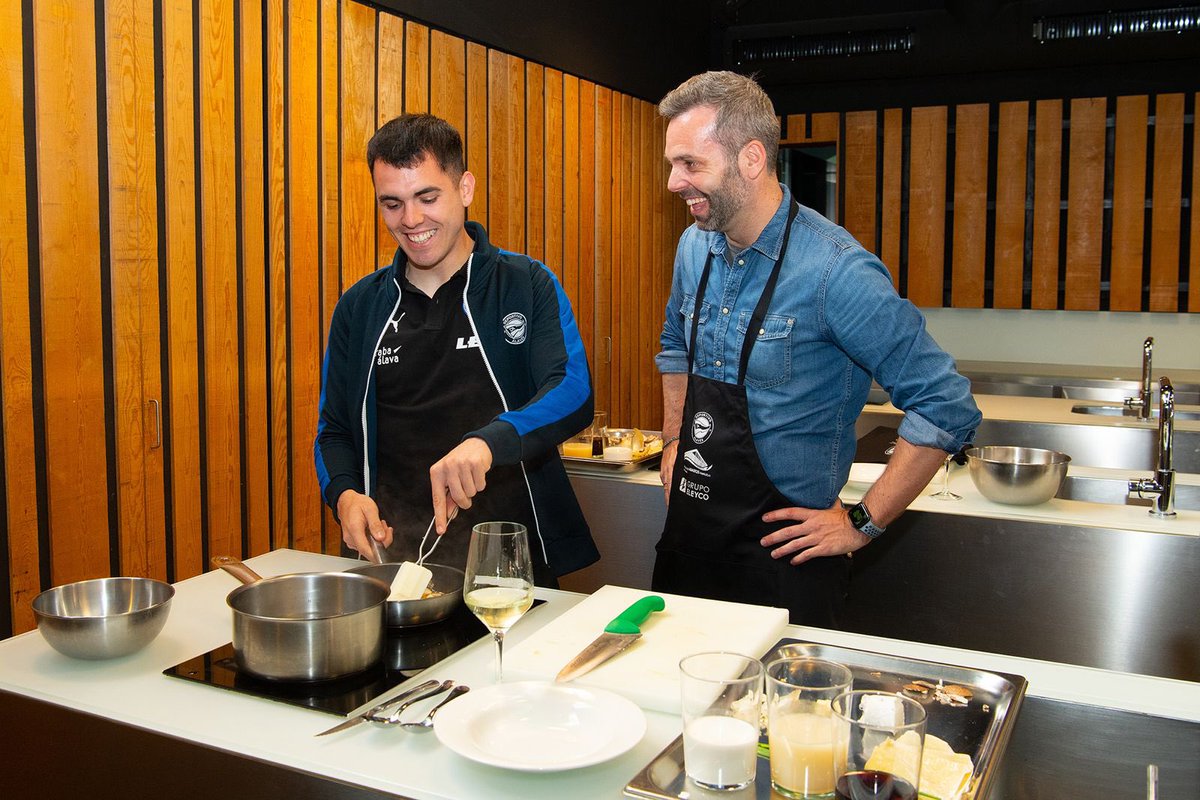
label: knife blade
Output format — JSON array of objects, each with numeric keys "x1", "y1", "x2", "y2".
[
  {"x1": 314, "y1": 678, "x2": 440, "y2": 737},
  {"x1": 555, "y1": 595, "x2": 665, "y2": 683}
]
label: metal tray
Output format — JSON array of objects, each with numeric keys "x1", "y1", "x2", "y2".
[
  {"x1": 624, "y1": 638, "x2": 1027, "y2": 800},
  {"x1": 560, "y1": 429, "x2": 664, "y2": 474}
]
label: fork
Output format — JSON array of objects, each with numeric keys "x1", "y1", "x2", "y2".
[{"x1": 398, "y1": 684, "x2": 470, "y2": 732}]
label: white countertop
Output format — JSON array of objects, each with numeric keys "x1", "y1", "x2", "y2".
[{"x1": 2, "y1": 549, "x2": 1198, "y2": 799}]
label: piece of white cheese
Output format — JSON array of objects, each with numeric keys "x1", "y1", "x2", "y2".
[
  {"x1": 859, "y1": 693, "x2": 905, "y2": 727},
  {"x1": 389, "y1": 561, "x2": 432, "y2": 601}
]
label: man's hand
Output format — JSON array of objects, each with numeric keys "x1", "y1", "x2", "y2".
[
  {"x1": 758, "y1": 502, "x2": 871, "y2": 565},
  {"x1": 430, "y1": 437, "x2": 493, "y2": 534},
  {"x1": 660, "y1": 439, "x2": 680, "y2": 505},
  {"x1": 336, "y1": 489, "x2": 393, "y2": 559}
]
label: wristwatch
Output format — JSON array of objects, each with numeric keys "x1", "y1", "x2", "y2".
[{"x1": 847, "y1": 501, "x2": 886, "y2": 539}]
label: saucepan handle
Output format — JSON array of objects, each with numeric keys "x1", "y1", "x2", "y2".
[{"x1": 211, "y1": 555, "x2": 265, "y2": 585}]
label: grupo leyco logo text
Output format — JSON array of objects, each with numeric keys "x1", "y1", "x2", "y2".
[
  {"x1": 691, "y1": 411, "x2": 714, "y2": 444},
  {"x1": 678, "y1": 476, "x2": 710, "y2": 500},
  {"x1": 502, "y1": 312, "x2": 527, "y2": 345}
]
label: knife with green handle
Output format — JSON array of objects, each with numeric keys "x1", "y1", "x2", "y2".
[{"x1": 555, "y1": 595, "x2": 666, "y2": 682}]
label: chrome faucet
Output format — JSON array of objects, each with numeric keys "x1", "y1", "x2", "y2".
[
  {"x1": 1123, "y1": 336, "x2": 1154, "y2": 420},
  {"x1": 1129, "y1": 376, "x2": 1175, "y2": 518}
]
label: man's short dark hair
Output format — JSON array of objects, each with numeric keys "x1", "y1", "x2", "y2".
[{"x1": 366, "y1": 113, "x2": 466, "y2": 178}]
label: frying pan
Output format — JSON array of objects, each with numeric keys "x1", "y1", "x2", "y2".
[
  {"x1": 345, "y1": 562, "x2": 464, "y2": 628},
  {"x1": 213, "y1": 556, "x2": 388, "y2": 681}
]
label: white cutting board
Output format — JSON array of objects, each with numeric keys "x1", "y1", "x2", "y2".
[{"x1": 506, "y1": 585, "x2": 788, "y2": 714}]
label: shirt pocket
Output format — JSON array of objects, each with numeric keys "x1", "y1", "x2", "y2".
[
  {"x1": 736, "y1": 311, "x2": 794, "y2": 389},
  {"x1": 679, "y1": 294, "x2": 712, "y2": 368}
]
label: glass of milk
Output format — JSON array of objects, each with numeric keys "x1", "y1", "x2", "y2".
[
  {"x1": 679, "y1": 651, "x2": 764, "y2": 791},
  {"x1": 765, "y1": 657, "x2": 854, "y2": 798}
]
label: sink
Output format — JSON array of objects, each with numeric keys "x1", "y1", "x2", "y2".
[
  {"x1": 1055, "y1": 475, "x2": 1200, "y2": 512},
  {"x1": 1070, "y1": 403, "x2": 1200, "y2": 422},
  {"x1": 964, "y1": 372, "x2": 1200, "y2": 405}
]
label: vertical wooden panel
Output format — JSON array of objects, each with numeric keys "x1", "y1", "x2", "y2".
[
  {"x1": 611, "y1": 92, "x2": 628, "y2": 425},
  {"x1": 199, "y1": 0, "x2": 240, "y2": 560},
  {"x1": 240, "y1": 0, "x2": 270, "y2": 557},
  {"x1": 842, "y1": 111, "x2": 877, "y2": 254},
  {"x1": 1192, "y1": 93, "x2": 1200, "y2": 313},
  {"x1": 652, "y1": 112, "x2": 667, "y2": 430},
  {"x1": 525, "y1": 62, "x2": 544, "y2": 264},
  {"x1": 544, "y1": 68, "x2": 564, "y2": 279},
  {"x1": 465, "y1": 42, "x2": 487, "y2": 227},
  {"x1": 1109, "y1": 95, "x2": 1148, "y2": 311},
  {"x1": 288, "y1": 0, "x2": 321, "y2": 553},
  {"x1": 429, "y1": 29, "x2": 465, "y2": 134},
  {"x1": 1, "y1": 0, "x2": 41, "y2": 631},
  {"x1": 375, "y1": 12, "x2": 402, "y2": 265},
  {"x1": 993, "y1": 101, "x2": 1029, "y2": 309},
  {"x1": 35, "y1": 0, "x2": 110, "y2": 583},
  {"x1": 106, "y1": 0, "x2": 166, "y2": 578},
  {"x1": 593, "y1": 86, "x2": 611, "y2": 416},
  {"x1": 951, "y1": 104, "x2": 989, "y2": 307},
  {"x1": 576, "y1": 82, "x2": 595, "y2": 383},
  {"x1": 880, "y1": 108, "x2": 903, "y2": 288},
  {"x1": 267, "y1": 0, "x2": 289, "y2": 551},
  {"x1": 319, "y1": 0, "x2": 340, "y2": 554},
  {"x1": 403, "y1": 20, "x2": 428, "y2": 113},
  {"x1": 906, "y1": 106, "x2": 947, "y2": 307},
  {"x1": 637, "y1": 101, "x2": 655, "y2": 426},
  {"x1": 341, "y1": 1, "x2": 377, "y2": 281},
  {"x1": 487, "y1": 50, "x2": 524, "y2": 251},
  {"x1": 1031, "y1": 99, "x2": 1062, "y2": 309},
  {"x1": 163, "y1": 0, "x2": 202, "y2": 578},
  {"x1": 562, "y1": 75, "x2": 581, "y2": 339},
  {"x1": 1064, "y1": 97, "x2": 1106, "y2": 310},
  {"x1": 1149, "y1": 94, "x2": 1183, "y2": 312}
]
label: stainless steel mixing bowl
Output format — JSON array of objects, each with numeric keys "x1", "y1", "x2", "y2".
[
  {"x1": 32, "y1": 577, "x2": 175, "y2": 659},
  {"x1": 966, "y1": 445, "x2": 1071, "y2": 505}
]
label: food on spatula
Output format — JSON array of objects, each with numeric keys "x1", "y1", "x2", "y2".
[
  {"x1": 389, "y1": 561, "x2": 433, "y2": 601},
  {"x1": 865, "y1": 732, "x2": 974, "y2": 800}
]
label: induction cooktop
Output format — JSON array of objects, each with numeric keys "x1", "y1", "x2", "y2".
[{"x1": 163, "y1": 600, "x2": 542, "y2": 716}]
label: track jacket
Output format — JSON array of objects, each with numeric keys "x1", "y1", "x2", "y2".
[{"x1": 314, "y1": 222, "x2": 599, "y2": 576}]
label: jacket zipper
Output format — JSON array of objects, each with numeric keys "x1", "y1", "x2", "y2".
[
  {"x1": 361, "y1": 277, "x2": 404, "y2": 496},
  {"x1": 459, "y1": 255, "x2": 549, "y2": 565}
]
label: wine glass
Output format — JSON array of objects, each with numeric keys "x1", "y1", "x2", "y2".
[
  {"x1": 929, "y1": 454, "x2": 961, "y2": 500},
  {"x1": 463, "y1": 521, "x2": 535, "y2": 682}
]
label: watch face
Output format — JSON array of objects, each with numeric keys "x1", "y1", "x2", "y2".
[{"x1": 848, "y1": 503, "x2": 869, "y2": 529}]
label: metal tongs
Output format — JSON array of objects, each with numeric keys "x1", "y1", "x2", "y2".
[
  {"x1": 366, "y1": 505, "x2": 459, "y2": 565},
  {"x1": 314, "y1": 679, "x2": 452, "y2": 737}
]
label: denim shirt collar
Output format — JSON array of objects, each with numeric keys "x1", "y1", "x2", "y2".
[{"x1": 708, "y1": 183, "x2": 793, "y2": 262}]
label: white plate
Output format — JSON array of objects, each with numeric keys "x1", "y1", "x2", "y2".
[
  {"x1": 848, "y1": 462, "x2": 887, "y2": 484},
  {"x1": 434, "y1": 680, "x2": 646, "y2": 771}
]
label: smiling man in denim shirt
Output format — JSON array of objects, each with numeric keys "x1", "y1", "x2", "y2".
[{"x1": 651, "y1": 72, "x2": 981, "y2": 626}]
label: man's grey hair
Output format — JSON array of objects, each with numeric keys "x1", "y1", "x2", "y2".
[{"x1": 658, "y1": 71, "x2": 779, "y2": 172}]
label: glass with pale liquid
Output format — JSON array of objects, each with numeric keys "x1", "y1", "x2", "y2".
[
  {"x1": 463, "y1": 522, "x2": 535, "y2": 682},
  {"x1": 766, "y1": 657, "x2": 854, "y2": 798}
]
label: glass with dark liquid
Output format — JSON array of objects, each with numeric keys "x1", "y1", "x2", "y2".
[
  {"x1": 834, "y1": 770, "x2": 917, "y2": 800},
  {"x1": 831, "y1": 691, "x2": 926, "y2": 800}
]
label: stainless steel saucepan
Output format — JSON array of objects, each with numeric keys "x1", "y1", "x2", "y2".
[{"x1": 212, "y1": 556, "x2": 388, "y2": 682}]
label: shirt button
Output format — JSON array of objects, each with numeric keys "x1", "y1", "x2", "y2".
[
  {"x1": 722, "y1": 307, "x2": 729, "y2": 315},
  {"x1": 715, "y1": 360, "x2": 723, "y2": 367},
  {"x1": 759, "y1": 328, "x2": 765, "y2": 335},
  {"x1": 737, "y1": 259, "x2": 745, "y2": 266}
]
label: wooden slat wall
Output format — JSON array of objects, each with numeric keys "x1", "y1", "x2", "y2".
[
  {"x1": 1, "y1": 0, "x2": 684, "y2": 637},
  {"x1": 806, "y1": 95, "x2": 1194, "y2": 313}
]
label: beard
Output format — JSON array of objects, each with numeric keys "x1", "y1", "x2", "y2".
[{"x1": 693, "y1": 162, "x2": 750, "y2": 233}]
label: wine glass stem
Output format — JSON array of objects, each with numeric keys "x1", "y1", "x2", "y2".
[
  {"x1": 943, "y1": 459, "x2": 951, "y2": 491},
  {"x1": 493, "y1": 629, "x2": 505, "y2": 683}
]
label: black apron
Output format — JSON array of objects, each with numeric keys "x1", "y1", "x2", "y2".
[{"x1": 651, "y1": 203, "x2": 850, "y2": 628}]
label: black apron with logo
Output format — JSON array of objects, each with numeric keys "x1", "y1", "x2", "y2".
[{"x1": 651, "y1": 203, "x2": 850, "y2": 628}]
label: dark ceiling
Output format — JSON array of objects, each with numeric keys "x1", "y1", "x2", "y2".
[{"x1": 383, "y1": 1, "x2": 1199, "y2": 112}]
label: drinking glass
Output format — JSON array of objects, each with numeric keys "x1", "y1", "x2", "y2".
[
  {"x1": 831, "y1": 690, "x2": 926, "y2": 800},
  {"x1": 679, "y1": 651, "x2": 764, "y2": 792},
  {"x1": 766, "y1": 657, "x2": 854, "y2": 798},
  {"x1": 463, "y1": 522, "x2": 534, "y2": 683},
  {"x1": 929, "y1": 454, "x2": 961, "y2": 500}
]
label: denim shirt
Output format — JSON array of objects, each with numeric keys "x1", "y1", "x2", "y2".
[{"x1": 656, "y1": 185, "x2": 981, "y2": 509}]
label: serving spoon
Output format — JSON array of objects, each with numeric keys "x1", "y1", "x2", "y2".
[{"x1": 399, "y1": 684, "x2": 470, "y2": 732}]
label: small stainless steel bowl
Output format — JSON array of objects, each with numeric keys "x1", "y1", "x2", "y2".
[
  {"x1": 32, "y1": 577, "x2": 174, "y2": 659},
  {"x1": 345, "y1": 562, "x2": 464, "y2": 627},
  {"x1": 966, "y1": 446, "x2": 1071, "y2": 505}
]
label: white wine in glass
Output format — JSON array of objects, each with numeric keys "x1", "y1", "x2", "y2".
[{"x1": 463, "y1": 521, "x2": 535, "y2": 683}]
